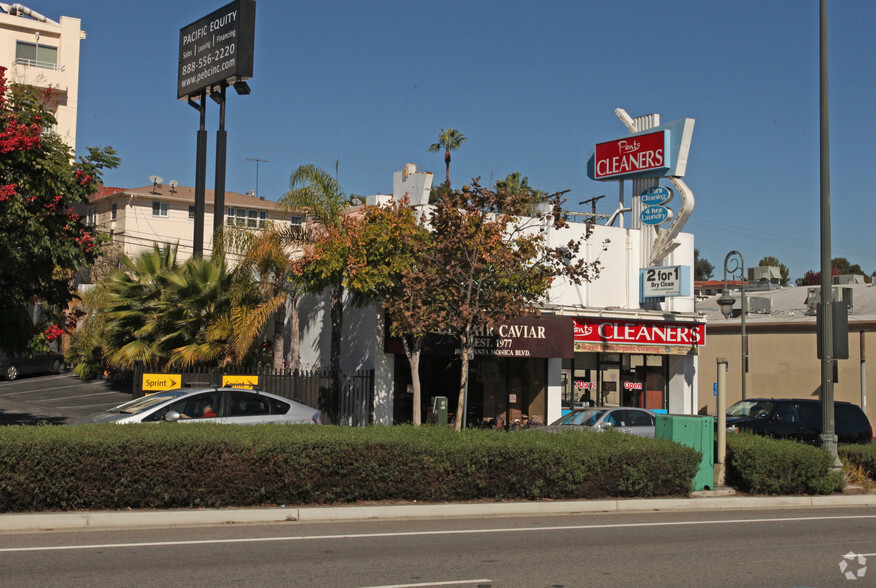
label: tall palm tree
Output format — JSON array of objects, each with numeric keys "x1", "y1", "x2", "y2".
[
  {"x1": 224, "y1": 224, "x2": 300, "y2": 370},
  {"x1": 281, "y1": 164, "x2": 349, "y2": 415},
  {"x1": 428, "y1": 128, "x2": 467, "y2": 186}
]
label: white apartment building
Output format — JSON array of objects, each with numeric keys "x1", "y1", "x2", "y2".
[
  {"x1": 0, "y1": 3, "x2": 83, "y2": 150},
  {"x1": 88, "y1": 183, "x2": 303, "y2": 263}
]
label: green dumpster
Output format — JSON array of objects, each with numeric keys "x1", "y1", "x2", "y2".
[{"x1": 655, "y1": 415, "x2": 714, "y2": 491}]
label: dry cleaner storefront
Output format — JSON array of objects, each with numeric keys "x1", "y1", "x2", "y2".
[
  {"x1": 564, "y1": 315, "x2": 705, "y2": 415},
  {"x1": 391, "y1": 314, "x2": 704, "y2": 426}
]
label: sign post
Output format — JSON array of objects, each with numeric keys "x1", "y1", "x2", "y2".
[{"x1": 178, "y1": 0, "x2": 255, "y2": 258}]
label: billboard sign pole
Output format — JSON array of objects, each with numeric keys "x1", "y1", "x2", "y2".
[{"x1": 178, "y1": 0, "x2": 255, "y2": 259}]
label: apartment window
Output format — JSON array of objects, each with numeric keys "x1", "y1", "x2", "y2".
[
  {"x1": 86, "y1": 206, "x2": 97, "y2": 226},
  {"x1": 152, "y1": 201, "x2": 168, "y2": 217},
  {"x1": 15, "y1": 41, "x2": 60, "y2": 70},
  {"x1": 188, "y1": 205, "x2": 195, "y2": 220},
  {"x1": 226, "y1": 207, "x2": 267, "y2": 228},
  {"x1": 111, "y1": 203, "x2": 117, "y2": 221}
]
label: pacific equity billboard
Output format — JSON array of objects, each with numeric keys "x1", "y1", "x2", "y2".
[{"x1": 177, "y1": 0, "x2": 256, "y2": 100}]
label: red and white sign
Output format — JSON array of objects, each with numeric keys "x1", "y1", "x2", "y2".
[
  {"x1": 594, "y1": 130, "x2": 669, "y2": 180},
  {"x1": 574, "y1": 317, "x2": 705, "y2": 347}
]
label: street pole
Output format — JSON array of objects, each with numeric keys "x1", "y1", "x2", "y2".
[
  {"x1": 819, "y1": 0, "x2": 840, "y2": 469},
  {"x1": 719, "y1": 251, "x2": 747, "y2": 401},
  {"x1": 715, "y1": 358, "x2": 727, "y2": 487}
]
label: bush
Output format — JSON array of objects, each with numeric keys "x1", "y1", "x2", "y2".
[
  {"x1": 725, "y1": 433, "x2": 843, "y2": 495},
  {"x1": 839, "y1": 444, "x2": 876, "y2": 476},
  {"x1": 0, "y1": 425, "x2": 701, "y2": 513}
]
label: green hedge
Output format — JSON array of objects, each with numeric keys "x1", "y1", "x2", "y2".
[
  {"x1": 839, "y1": 444, "x2": 876, "y2": 475},
  {"x1": 725, "y1": 433, "x2": 844, "y2": 495},
  {"x1": 0, "y1": 425, "x2": 701, "y2": 512}
]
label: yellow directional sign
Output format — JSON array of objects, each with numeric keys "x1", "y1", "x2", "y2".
[
  {"x1": 222, "y1": 375, "x2": 259, "y2": 389},
  {"x1": 142, "y1": 373, "x2": 182, "y2": 393}
]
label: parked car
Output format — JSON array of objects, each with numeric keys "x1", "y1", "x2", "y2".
[
  {"x1": 542, "y1": 406, "x2": 657, "y2": 438},
  {"x1": 0, "y1": 351, "x2": 65, "y2": 381},
  {"x1": 70, "y1": 387, "x2": 321, "y2": 425},
  {"x1": 726, "y1": 398, "x2": 872, "y2": 445}
]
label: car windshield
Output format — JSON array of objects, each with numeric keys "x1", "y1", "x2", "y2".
[
  {"x1": 727, "y1": 400, "x2": 775, "y2": 419},
  {"x1": 553, "y1": 409, "x2": 600, "y2": 426},
  {"x1": 108, "y1": 391, "x2": 187, "y2": 415}
]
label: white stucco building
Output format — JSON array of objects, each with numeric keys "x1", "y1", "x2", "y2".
[
  {"x1": 297, "y1": 164, "x2": 702, "y2": 427},
  {"x1": 0, "y1": 4, "x2": 83, "y2": 150}
]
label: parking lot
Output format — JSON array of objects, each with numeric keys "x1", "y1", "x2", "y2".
[{"x1": 0, "y1": 372, "x2": 133, "y2": 425}]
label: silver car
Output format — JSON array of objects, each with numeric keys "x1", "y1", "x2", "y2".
[
  {"x1": 542, "y1": 407, "x2": 656, "y2": 438},
  {"x1": 71, "y1": 387, "x2": 321, "y2": 425}
]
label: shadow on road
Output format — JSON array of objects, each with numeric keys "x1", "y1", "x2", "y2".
[{"x1": 0, "y1": 411, "x2": 68, "y2": 426}]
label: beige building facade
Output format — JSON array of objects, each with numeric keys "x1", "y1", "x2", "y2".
[
  {"x1": 697, "y1": 285, "x2": 876, "y2": 428},
  {"x1": 0, "y1": 4, "x2": 83, "y2": 150},
  {"x1": 88, "y1": 184, "x2": 302, "y2": 263}
]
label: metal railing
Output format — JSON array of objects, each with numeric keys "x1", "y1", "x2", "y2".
[
  {"x1": 132, "y1": 365, "x2": 374, "y2": 427},
  {"x1": 14, "y1": 57, "x2": 64, "y2": 71}
]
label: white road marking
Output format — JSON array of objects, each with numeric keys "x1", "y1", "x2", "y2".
[
  {"x1": 2, "y1": 514, "x2": 875, "y2": 553},
  {"x1": 360, "y1": 581, "x2": 492, "y2": 588}
]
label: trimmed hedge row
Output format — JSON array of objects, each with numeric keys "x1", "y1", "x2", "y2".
[
  {"x1": 725, "y1": 433, "x2": 844, "y2": 495},
  {"x1": 0, "y1": 424, "x2": 700, "y2": 512},
  {"x1": 839, "y1": 443, "x2": 876, "y2": 474}
]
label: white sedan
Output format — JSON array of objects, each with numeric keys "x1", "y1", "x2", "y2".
[{"x1": 71, "y1": 387, "x2": 321, "y2": 425}]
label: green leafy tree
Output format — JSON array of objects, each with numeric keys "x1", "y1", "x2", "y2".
[
  {"x1": 343, "y1": 198, "x2": 438, "y2": 425},
  {"x1": 0, "y1": 67, "x2": 119, "y2": 353},
  {"x1": 694, "y1": 249, "x2": 714, "y2": 282},
  {"x1": 428, "y1": 128, "x2": 466, "y2": 186},
  {"x1": 758, "y1": 256, "x2": 790, "y2": 286},
  {"x1": 495, "y1": 172, "x2": 547, "y2": 214},
  {"x1": 428, "y1": 179, "x2": 603, "y2": 430}
]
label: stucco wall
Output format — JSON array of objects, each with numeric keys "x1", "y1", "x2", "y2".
[{"x1": 697, "y1": 327, "x2": 876, "y2": 427}]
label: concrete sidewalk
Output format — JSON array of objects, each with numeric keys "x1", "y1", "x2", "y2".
[{"x1": 4, "y1": 492, "x2": 876, "y2": 533}]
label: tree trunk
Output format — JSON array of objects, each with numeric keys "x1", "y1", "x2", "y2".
[
  {"x1": 444, "y1": 149, "x2": 451, "y2": 185},
  {"x1": 329, "y1": 280, "x2": 344, "y2": 423},
  {"x1": 403, "y1": 335, "x2": 423, "y2": 426},
  {"x1": 287, "y1": 296, "x2": 300, "y2": 370},
  {"x1": 454, "y1": 332, "x2": 471, "y2": 431},
  {"x1": 272, "y1": 297, "x2": 286, "y2": 371}
]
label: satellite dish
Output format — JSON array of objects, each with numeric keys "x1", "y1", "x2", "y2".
[
  {"x1": 149, "y1": 175, "x2": 163, "y2": 194},
  {"x1": 168, "y1": 180, "x2": 178, "y2": 193}
]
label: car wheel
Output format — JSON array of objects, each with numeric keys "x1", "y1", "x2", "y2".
[
  {"x1": 51, "y1": 359, "x2": 62, "y2": 374},
  {"x1": 5, "y1": 364, "x2": 18, "y2": 381}
]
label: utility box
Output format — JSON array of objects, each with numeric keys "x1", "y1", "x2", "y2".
[
  {"x1": 432, "y1": 396, "x2": 448, "y2": 426},
  {"x1": 656, "y1": 415, "x2": 714, "y2": 492}
]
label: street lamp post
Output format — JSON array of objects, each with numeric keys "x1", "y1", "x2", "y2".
[{"x1": 717, "y1": 251, "x2": 747, "y2": 401}]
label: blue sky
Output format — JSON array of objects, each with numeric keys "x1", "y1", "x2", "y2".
[{"x1": 33, "y1": 1, "x2": 876, "y2": 280}]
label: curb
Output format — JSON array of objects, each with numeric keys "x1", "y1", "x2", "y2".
[{"x1": 3, "y1": 493, "x2": 876, "y2": 533}]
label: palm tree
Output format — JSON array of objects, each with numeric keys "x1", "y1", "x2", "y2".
[
  {"x1": 224, "y1": 224, "x2": 300, "y2": 370},
  {"x1": 428, "y1": 128, "x2": 467, "y2": 186},
  {"x1": 281, "y1": 163, "x2": 349, "y2": 415}
]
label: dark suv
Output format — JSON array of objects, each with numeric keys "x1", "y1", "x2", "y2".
[{"x1": 726, "y1": 398, "x2": 872, "y2": 445}]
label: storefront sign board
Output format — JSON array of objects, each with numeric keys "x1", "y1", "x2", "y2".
[
  {"x1": 574, "y1": 317, "x2": 705, "y2": 354},
  {"x1": 640, "y1": 265, "x2": 690, "y2": 299},
  {"x1": 385, "y1": 316, "x2": 574, "y2": 358}
]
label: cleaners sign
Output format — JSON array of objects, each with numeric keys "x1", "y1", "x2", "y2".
[
  {"x1": 592, "y1": 130, "x2": 669, "y2": 180},
  {"x1": 574, "y1": 317, "x2": 705, "y2": 354}
]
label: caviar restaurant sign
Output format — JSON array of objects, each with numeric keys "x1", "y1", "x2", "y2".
[{"x1": 574, "y1": 317, "x2": 705, "y2": 355}]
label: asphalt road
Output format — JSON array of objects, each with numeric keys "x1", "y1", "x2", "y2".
[
  {"x1": 0, "y1": 372, "x2": 133, "y2": 425},
  {"x1": 1, "y1": 506, "x2": 874, "y2": 587}
]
